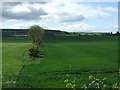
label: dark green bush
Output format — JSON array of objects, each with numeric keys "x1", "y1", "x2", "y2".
[{"x1": 28, "y1": 43, "x2": 41, "y2": 58}]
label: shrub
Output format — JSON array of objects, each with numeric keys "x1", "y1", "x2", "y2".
[{"x1": 28, "y1": 43, "x2": 41, "y2": 59}]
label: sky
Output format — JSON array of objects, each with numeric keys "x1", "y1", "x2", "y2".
[{"x1": 0, "y1": 0, "x2": 119, "y2": 33}]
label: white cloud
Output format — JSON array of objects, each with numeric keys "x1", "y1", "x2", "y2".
[
  {"x1": 2, "y1": 1, "x2": 114, "y2": 22},
  {"x1": 104, "y1": 7, "x2": 118, "y2": 12},
  {"x1": 1, "y1": 1, "x2": 118, "y2": 33},
  {"x1": 2, "y1": 0, "x2": 119, "y2": 2},
  {"x1": 47, "y1": 23, "x2": 118, "y2": 33},
  {"x1": 2, "y1": 2, "x2": 48, "y2": 21},
  {"x1": 9, "y1": 3, "x2": 31, "y2": 13},
  {"x1": 39, "y1": 1, "x2": 110, "y2": 23},
  {"x1": 0, "y1": 21, "x2": 48, "y2": 29},
  {"x1": 2, "y1": 0, "x2": 54, "y2": 2},
  {"x1": 0, "y1": 21, "x2": 118, "y2": 33}
]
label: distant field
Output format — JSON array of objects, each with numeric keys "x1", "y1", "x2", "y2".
[{"x1": 2, "y1": 35, "x2": 118, "y2": 88}]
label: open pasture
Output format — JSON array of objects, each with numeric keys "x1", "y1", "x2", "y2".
[{"x1": 2, "y1": 35, "x2": 118, "y2": 88}]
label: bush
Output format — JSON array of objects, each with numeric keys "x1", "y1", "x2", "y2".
[{"x1": 28, "y1": 43, "x2": 41, "y2": 58}]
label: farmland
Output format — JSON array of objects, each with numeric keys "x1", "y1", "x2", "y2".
[{"x1": 2, "y1": 35, "x2": 118, "y2": 88}]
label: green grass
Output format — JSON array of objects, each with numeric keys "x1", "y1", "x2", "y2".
[
  {"x1": 2, "y1": 43, "x2": 31, "y2": 75},
  {"x1": 2, "y1": 35, "x2": 118, "y2": 88}
]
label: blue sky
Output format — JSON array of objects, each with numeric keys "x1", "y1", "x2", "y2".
[
  {"x1": 1, "y1": 1, "x2": 118, "y2": 33},
  {"x1": 78, "y1": 2, "x2": 118, "y2": 26}
]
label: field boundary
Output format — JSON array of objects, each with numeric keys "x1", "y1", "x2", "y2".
[{"x1": 35, "y1": 70, "x2": 119, "y2": 75}]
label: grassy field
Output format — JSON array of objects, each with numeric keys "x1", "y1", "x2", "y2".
[{"x1": 2, "y1": 35, "x2": 118, "y2": 88}]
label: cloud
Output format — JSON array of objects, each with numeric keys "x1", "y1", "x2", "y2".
[
  {"x1": 0, "y1": 20, "x2": 48, "y2": 29},
  {"x1": 39, "y1": 1, "x2": 111, "y2": 23},
  {"x1": 47, "y1": 23, "x2": 118, "y2": 33},
  {"x1": 56, "y1": 23, "x2": 95, "y2": 32},
  {"x1": 59, "y1": 14, "x2": 85, "y2": 22},
  {"x1": 2, "y1": 1, "x2": 113, "y2": 22},
  {"x1": 2, "y1": 0, "x2": 119, "y2": 2},
  {"x1": 0, "y1": 21, "x2": 118, "y2": 33},
  {"x1": 2, "y1": 2, "x2": 48, "y2": 21},
  {"x1": 1, "y1": 1, "x2": 118, "y2": 33},
  {"x1": 2, "y1": 0, "x2": 53, "y2": 2},
  {"x1": 104, "y1": 7, "x2": 118, "y2": 12}
]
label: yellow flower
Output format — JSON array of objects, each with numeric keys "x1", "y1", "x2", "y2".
[
  {"x1": 64, "y1": 79, "x2": 68, "y2": 83},
  {"x1": 66, "y1": 83, "x2": 72, "y2": 88},
  {"x1": 102, "y1": 77, "x2": 107, "y2": 81},
  {"x1": 89, "y1": 75, "x2": 94, "y2": 79},
  {"x1": 66, "y1": 74, "x2": 69, "y2": 77}
]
